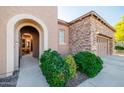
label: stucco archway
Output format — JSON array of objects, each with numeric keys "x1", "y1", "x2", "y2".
[{"x1": 6, "y1": 14, "x2": 48, "y2": 76}]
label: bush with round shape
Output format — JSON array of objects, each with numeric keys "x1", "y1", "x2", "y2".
[
  {"x1": 74, "y1": 51, "x2": 103, "y2": 78},
  {"x1": 40, "y1": 49, "x2": 70, "y2": 87},
  {"x1": 64, "y1": 55, "x2": 77, "y2": 79}
]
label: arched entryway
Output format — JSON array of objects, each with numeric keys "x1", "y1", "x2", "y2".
[
  {"x1": 17, "y1": 26, "x2": 48, "y2": 86},
  {"x1": 14, "y1": 19, "x2": 44, "y2": 70},
  {"x1": 6, "y1": 14, "x2": 48, "y2": 76},
  {"x1": 19, "y1": 26, "x2": 40, "y2": 67}
]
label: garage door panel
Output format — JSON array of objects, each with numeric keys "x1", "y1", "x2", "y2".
[{"x1": 97, "y1": 36, "x2": 110, "y2": 56}]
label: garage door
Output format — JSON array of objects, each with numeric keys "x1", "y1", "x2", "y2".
[{"x1": 97, "y1": 36, "x2": 110, "y2": 56}]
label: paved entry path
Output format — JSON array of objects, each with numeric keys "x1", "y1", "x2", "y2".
[
  {"x1": 78, "y1": 55, "x2": 124, "y2": 87},
  {"x1": 17, "y1": 54, "x2": 48, "y2": 87}
]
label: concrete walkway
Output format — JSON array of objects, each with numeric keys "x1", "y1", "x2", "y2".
[
  {"x1": 17, "y1": 54, "x2": 48, "y2": 87},
  {"x1": 78, "y1": 55, "x2": 124, "y2": 87}
]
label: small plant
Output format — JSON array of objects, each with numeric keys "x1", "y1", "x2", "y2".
[
  {"x1": 64, "y1": 55, "x2": 77, "y2": 79},
  {"x1": 74, "y1": 51, "x2": 103, "y2": 78},
  {"x1": 115, "y1": 45, "x2": 124, "y2": 50},
  {"x1": 40, "y1": 49, "x2": 70, "y2": 87}
]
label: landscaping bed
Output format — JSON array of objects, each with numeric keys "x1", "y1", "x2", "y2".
[
  {"x1": 66, "y1": 71, "x2": 88, "y2": 87},
  {"x1": 40, "y1": 49, "x2": 103, "y2": 87},
  {"x1": 0, "y1": 70, "x2": 19, "y2": 87}
]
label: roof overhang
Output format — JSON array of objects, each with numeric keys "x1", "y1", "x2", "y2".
[
  {"x1": 58, "y1": 19, "x2": 69, "y2": 26},
  {"x1": 58, "y1": 11, "x2": 115, "y2": 32}
]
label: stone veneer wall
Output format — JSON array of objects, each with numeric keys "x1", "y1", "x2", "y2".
[
  {"x1": 90, "y1": 15, "x2": 114, "y2": 55},
  {"x1": 69, "y1": 17, "x2": 92, "y2": 54},
  {"x1": 69, "y1": 15, "x2": 114, "y2": 55}
]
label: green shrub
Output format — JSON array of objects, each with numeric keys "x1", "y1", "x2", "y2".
[
  {"x1": 97, "y1": 56, "x2": 103, "y2": 64},
  {"x1": 40, "y1": 49, "x2": 70, "y2": 87},
  {"x1": 64, "y1": 55, "x2": 77, "y2": 79},
  {"x1": 115, "y1": 46, "x2": 124, "y2": 50},
  {"x1": 74, "y1": 51, "x2": 103, "y2": 78}
]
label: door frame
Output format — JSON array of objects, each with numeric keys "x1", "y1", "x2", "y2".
[
  {"x1": 97, "y1": 35, "x2": 111, "y2": 56},
  {"x1": 6, "y1": 14, "x2": 48, "y2": 76}
]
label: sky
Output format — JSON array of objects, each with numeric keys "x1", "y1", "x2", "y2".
[{"x1": 58, "y1": 6, "x2": 124, "y2": 26}]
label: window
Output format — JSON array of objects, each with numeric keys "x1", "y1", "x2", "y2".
[{"x1": 59, "y1": 29, "x2": 65, "y2": 44}]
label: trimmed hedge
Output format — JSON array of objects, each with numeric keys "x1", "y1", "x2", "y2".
[
  {"x1": 115, "y1": 46, "x2": 124, "y2": 50},
  {"x1": 40, "y1": 49, "x2": 70, "y2": 87},
  {"x1": 74, "y1": 51, "x2": 103, "y2": 78},
  {"x1": 64, "y1": 55, "x2": 77, "y2": 78}
]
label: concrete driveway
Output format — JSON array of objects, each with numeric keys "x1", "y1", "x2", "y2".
[
  {"x1": 17, "y1": 54, "x2": 48, "y2": 87},
  {"x1": 78, "y1": 55, "x2": 124, "y2": 87}
]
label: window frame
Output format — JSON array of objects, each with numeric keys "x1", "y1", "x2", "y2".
[{"x1": 59, "y1": 29, "x2": 66, "y2": 45}]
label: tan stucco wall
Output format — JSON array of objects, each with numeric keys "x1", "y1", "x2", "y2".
[
  {"x1": 0, "y1": 14, "x2": 6, "y2": 77},
  {"x1": 0, "y1": 6, "x2": 58, "y2": 77},
  {"x1": 58, "y1": 24, "x2": 69, "y2": 55}
]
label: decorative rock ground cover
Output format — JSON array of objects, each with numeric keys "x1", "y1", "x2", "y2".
[
  {"x1": 0, "y1": 70, "x2": 19, "y2": 87},
  {"x1": 66, "y1": 71, "x2": 88, "y2": 87}
]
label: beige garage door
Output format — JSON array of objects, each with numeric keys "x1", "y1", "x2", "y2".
[{"x1": 97, "y1": 36, "x2": 110, "y2": 56}]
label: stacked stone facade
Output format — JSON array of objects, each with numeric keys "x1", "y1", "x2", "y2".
[
  {"x1": 60, "y1": 12, "x2": 115, "y2": 55},
  {"x1": 69, "y1": 17, "x2": 92, "y2": 54},
  {"x1": 90, "y1": 15, "x2": 114, "y2": 55}
]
